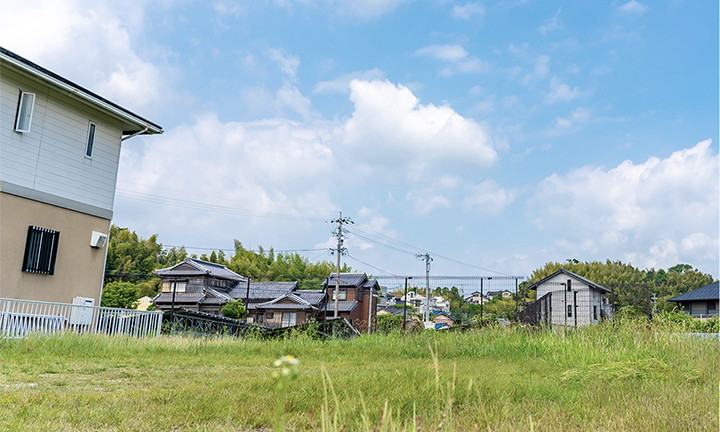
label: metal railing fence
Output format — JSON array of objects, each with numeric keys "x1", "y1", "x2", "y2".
[{"x1": 0, "y1": 297, "x2": 163, "y2": 338}]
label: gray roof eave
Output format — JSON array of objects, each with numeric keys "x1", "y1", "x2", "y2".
[{"x1": 0, "y1": 46, "x2": 162, "y2": 135}]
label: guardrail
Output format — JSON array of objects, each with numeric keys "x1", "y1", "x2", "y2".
[{"x1": 0, "y1": 298, "x2": 163, "y2": 338}]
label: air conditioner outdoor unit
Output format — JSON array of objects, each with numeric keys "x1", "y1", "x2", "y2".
[
  {"x1": 70, "y1": 296, "x2": 95, "y2": 326},
  {"x1": 90, "y1": 231, "x2": 108, "y2": 248}
]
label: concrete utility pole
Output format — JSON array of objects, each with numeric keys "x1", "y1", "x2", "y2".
[
  {"x1": 331, "y1": 212, "x2": 352, "y2": 318},
  {"x1": 416, "y1": 253, "x2": 432, "y2": 323}
]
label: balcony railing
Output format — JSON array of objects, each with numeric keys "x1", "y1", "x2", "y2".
[{"x1": 0, "y1": 297, "x2": 163, "y2": 338}]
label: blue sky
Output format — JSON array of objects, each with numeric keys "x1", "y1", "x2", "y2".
[{"x1": 3, "y1": 0, "x2": 718, "y2": 280}]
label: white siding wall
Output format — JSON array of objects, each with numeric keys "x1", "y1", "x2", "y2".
[
  {"x1": 1, "y1": 68, "x2": 123, "y2": 212},
  {"x1": 537, "y1": 274, "x2": 605, "y2": 327}
]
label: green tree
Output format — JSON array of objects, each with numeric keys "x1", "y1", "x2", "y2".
[
  {"x1": 101, "y1": 282, "x2": 139, "y2": 309},
  {"x1": 221, "y1": 299, "x2": 246, "y2": 319}
]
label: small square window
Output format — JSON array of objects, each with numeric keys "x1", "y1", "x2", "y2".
[
  {"x1": 22, "y1": 226, "x2": 59, "y2": 275},
  {"x1": 257, "y1": 313, "x2": 264, "y2": 323},
  {"x1": 85, "y1": 122, "x2": 96, "y2": 158},
  {"x1": 337, "y1": 289, "x2": 347, "y2": 301},
  {"x1": 15, "y1": 91, "x2": 36, "y2": 133},
  {"x1": 266, "y1": 312, "x2": 274, "y2": 319}
]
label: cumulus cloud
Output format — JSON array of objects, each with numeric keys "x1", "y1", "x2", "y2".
[
  {"x1": 451, "y1": 2, "x2": 484, "y2": 20},
  {"x1": 527, "y1": 140, "x2": 719, "y2": 272},
  {"x1": 0, "y1": 0, "x2": 174, "y2": 117},
  {"x1": 342, "y1": 79, "x2": 497, "y2": 170}
]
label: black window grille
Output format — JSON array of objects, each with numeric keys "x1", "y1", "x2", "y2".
[{"x1": 22, "y1": 226, "x2": 60, "y2": 275}]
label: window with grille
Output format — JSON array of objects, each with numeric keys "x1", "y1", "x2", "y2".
[
  {"x1": 22, "y1": 226, "x2": 60, "y2": 275},
  {"x1": 14, "y1": 91, "x2": 36, "y2": 133}
]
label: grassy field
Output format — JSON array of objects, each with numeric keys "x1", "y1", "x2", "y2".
[{"x1": 0, "y1": 319, "x2": 717, "y2": 431}]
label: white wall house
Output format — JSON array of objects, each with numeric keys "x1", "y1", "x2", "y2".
[
  {"x1": 525, "y1": 269, "x2": 612, "y2": 327},
  {"x1": 0, "y1": 46, "x2": 162, "y2": 304},
  {"x1": 465, "y1": 291, "x2": 487, "y2": 305},
  {"x1": 430, "y1": 296, "x2": 450, "y2": 313}
]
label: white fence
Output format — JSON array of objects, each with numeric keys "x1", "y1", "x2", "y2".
[{"x1": 0, "y1": 298, "x2": 163, "y2": 338}]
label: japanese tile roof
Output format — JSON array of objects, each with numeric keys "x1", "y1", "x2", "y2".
[
  {"x1": 323, "y1": 273, "x2": 368, "y2": 288},
  {"x1": 228, "y1": 281, "x2": 298, "y2": 301},
  {"x1": 296, "y1": 290, "x2": 325, "y2": 305},
  {"x1": 487, "y1": 290, "x2": 510, "y2": 296},
  {"x1": 203, "y1": 287, "x2": 234, "y2": 303},
  {"x1": 254, "y1": 293, "x2": 317, "y2": 310},
  {"x1": 526, "y1": 269, "x2": 610, "y2": 293},
  {"x1": 154, "y1": 258, "x2": 246, "y2": 282},
  {"x1": 433, "y1": 310, "x2": 458, "y2": 321},
  {"x1": 153, "y1": 293, "x2": 204, "y2": 304},
  {"x1": 324, "y1": 300, "x2": 358, "y2": 313},
  {"x1": 668, "y1": 282, "x2": 719, "y2": 302}
]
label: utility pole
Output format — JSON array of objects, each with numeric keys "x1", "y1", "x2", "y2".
[
  {"x1": 416, "y1": 253, "x2": 432, "y2": 324},
  {"x1": 331, "y1": 212, "x2": 353, "y2": 318},
  {"x1": 403, "y1": 276, "x2": 412, "y2": 334}
]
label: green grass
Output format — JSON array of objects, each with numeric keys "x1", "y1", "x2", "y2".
[{"x1": 0, "y1": 319, "x2": 717, "y2": 431}]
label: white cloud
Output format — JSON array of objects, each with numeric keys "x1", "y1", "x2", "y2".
[
  {"x1": 416, "y1": 44, "x2": 488, "y2": 76},
  {"x1": 330, "y1": 0, "x2": 414, "y2": 18},
  {"x1": 342, "y1": 79, "x2": 497, "y2": 170},
  {"x1": 213, "y1": 1, "x2": 244, "y2": 17},
  {"x1": 267, "y1": 48, "x2": 301, "y2": 81},
  {"x1": 313, "y1": 69, "x2": 385, "y2": 94},
  {"x1": 0, "y1": 0, "x2": 174, "y2": 116},
  {"x1": 451, "y1": 2, "x2": 484, "y2": 20},
  {"x1": 618, "y1": 1, "x2": 648, "y2": 15},
  {"x1": 463, "y1": 179, "x2": 516, "y2": 215},
  {"x1": 545, "y1": 77, "x2": 584, "y2": 104},
  {"x1": 415, "y1": 44, "x2": 468, "y2": 62},
  {"x1": 405, "y1": 190, "x2": 450, "y2": 215},
  {"x1": 527, "y1": 140, "x2": 719, "y2": 273},
  {"x1": 522, "y1": 55, "x2": 550, "y2": 85},
  {"x1": 553, "y1": 107, "x2": 592, "y2": 130},
  {"x1": 539, "y1": 8, "x2": 562, "y2": 35}
]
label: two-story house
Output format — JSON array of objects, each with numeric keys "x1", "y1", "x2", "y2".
[
  {"x1": 0, "y1": 46, "x2": 162, "y2": 305},
  {"x1": 323, "y1": 273, "x2": 380, "y2": 333},
  {"x1": 521, "y1": 269, "x2": 612, "y2": 327}
]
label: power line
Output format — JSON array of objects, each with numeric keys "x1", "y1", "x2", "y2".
[
  {"x1": 116, "y1": 183, "x2": 335, "y2": 215},
  {"x1": 115, "y1": 189, "x2": 328, "y2": 222},
  {"x1": 108, "y1": 238, "x2": 327, "y2": 254},
  {"x1": 346, "y1": 253, "x2": 398, "y2": 277},
  {"x1": 347, "y1": 225, "x2": 513, "y2": 276}
]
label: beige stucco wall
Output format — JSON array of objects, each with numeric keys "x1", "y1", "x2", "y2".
[{"x1": 0, "y1": 192, "x2": 109, "y2": 303}]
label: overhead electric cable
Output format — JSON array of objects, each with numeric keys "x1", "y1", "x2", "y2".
[
  {"x1": 346, "y1": 253, "x2": 398, "y2": 277},
  {"x1": 115, "y1": 189, "x2": 326, "y2": 222},
  {"x1": 108, "y1": 238, "x2": 327, "y2": 254}
]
